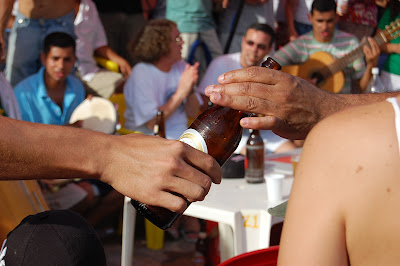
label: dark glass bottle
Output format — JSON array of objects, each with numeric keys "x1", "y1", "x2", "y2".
[
  {"x1": 245, "y1": 129, "x2": 265, "y2": 183},
  {"x1": 131, "y1": 57, "x2": 281, "y2": 230},
  {"x1": 261, "y1": 57, "x2": 282, "y2": 70},
  {"x1": 153, "y1": 110, "x2": 166, "y2": 138},
  {"x1": 193, "y1": 219, "x2": 208, "y2": 265},
  {"x1": 131, "y1": 106, "x2": 247, "y2": 229}
]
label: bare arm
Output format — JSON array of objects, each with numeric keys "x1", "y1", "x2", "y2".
[
  {"x1": 377, "y1": 29, "x2": 400, "y2": 55},
  {"x1": 358, "y1": 37, "x2": 381, "y2": 92},
  {"x1": 382, "y1": 42, "x2": 400, "y2": 54},
  {"x1": 0, "y1": 116, "x2": 221, "y2": 212},
  {"x1": 94, "y1": 45, "x2": 131, "y2": 77},
  {"x1": 204, "y1": 66, "x2": 400, "y2": 139},
  {"x1": 146, "y1": 62, "x2": 200, "y2": 130},
  {"x1": 0, "y1": 0, "x2": 13, "y2": 60},
  {"x1": 285, "y1": 0, "x2": 299, "y2": 41}
]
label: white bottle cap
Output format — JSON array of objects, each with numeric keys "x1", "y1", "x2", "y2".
[{"x1": 372, "y1": 67, "x2": 379, "y2": 75}]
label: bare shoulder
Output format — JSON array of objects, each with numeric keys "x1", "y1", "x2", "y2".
[
  {"x1": 310, "y1": 97, "x2": 400, "y2": 265},
  {"x1": 280, "y1": 97, "x2": 400, "y2": 265},
  {"x1": 306, "y1": 97, "x2": 398, "y2": 160},
  {"x1": 299, "y1": 96, "x2": 400, "y2": 205}
]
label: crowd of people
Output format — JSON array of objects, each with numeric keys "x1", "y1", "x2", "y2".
[{"x1": 1, "y1": 0, "x2": 400, "y2": 265}]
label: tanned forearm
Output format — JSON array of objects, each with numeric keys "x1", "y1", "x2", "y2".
[
  {"x1": 0, "y1": 116, "x2": 223, "y2": 212},
  {"x1": 339, "y1": 92, "x2": 400, "y2": 113},
  {"x1": 0, "y1": 117, "x2": 103, "y2": 181},
  {"x1": 95, "y1": 46, "x2": 123, "y2": 65},
  {"x1": 285, "y1": 0, "x2": 298, "y2": 39}
]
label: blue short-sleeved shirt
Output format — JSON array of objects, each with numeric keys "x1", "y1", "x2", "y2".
[{"x1": 14, "y1": 67, "x2": 85, "y2": 125}]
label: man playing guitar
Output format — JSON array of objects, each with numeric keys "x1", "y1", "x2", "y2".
[{"x1": 273, "y1": 0, "x2": 380, "y2": 94}]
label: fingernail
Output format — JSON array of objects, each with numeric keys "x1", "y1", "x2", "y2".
[
  {"x1": 205, "y1": 85, "x2": 215, "y2": 95},
  {"x1": 210, "y1": 92, "x2": 221, "y2": 102},
  {"x1": 218, "y1": 74, "x2": 225, "y2": 82},
  {"x1": 240, "y1": 118, "x2": 249, "y2": 127}
]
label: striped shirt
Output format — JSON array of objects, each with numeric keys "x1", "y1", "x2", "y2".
[{"x1": 273, "y1": 30, "x2": 365, "y2": 94}]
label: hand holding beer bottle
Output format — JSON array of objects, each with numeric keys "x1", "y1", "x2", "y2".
[{"x1": 131, "y1": 57, "x2": 282, "y2": 230}]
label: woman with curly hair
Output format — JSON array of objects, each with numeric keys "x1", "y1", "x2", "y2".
[{"x1": 123, "y1": 19, "x2": 200, "y2": 140}]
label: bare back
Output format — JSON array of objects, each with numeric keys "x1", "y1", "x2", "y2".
[
  {"x1": 18, "y1": 0, "x2": 74, "y2": 19},
  {"x1": 344, "y1": 98, "x2": 400, "y2": 265},
  {"x1": 279, "y1": 96, "x2": 400, "y2": 265}
]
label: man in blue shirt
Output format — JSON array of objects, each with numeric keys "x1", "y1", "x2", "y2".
[
  {"x1": 14, "y1": 32, "x2": 126, "y2": 228},
  {"x1": 14, "y1": 32, "x2": 85, "y2": 125}
]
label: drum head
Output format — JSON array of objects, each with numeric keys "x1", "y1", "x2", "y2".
[{"x1": 69, "y1": 97, "x2": 117, "y2": 134}]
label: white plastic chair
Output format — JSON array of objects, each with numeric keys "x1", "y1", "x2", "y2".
[{"x1": 121, "y1": 196, "x2": 137, "y2": 266}]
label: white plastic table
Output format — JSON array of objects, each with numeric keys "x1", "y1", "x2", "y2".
[{"x1": 184, "y1": 150, "x2": 300, "y2": 262}]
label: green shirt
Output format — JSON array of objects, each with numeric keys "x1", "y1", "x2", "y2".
[
  {"x1": 378, "y1": 9, "x2": 400, "y2": 76},
  {"x1": 166, "y1": 0, "x2": 215, "y2": 33}
]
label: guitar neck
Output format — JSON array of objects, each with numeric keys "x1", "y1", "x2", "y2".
[{"x1": 327, "y1": 33, "x2": 387, "y2": 76}]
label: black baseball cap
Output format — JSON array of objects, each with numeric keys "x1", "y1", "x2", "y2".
[{"x1": 1, "y1": 210, "x2": 106, "y2": 266}]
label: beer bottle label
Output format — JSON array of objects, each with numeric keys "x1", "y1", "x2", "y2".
[
  {"x1": 179, "y1": 129, "x2": 208, "y2": 154},
  {"x1": 153, "y1": 124, "x2": 159, "y2": 134}
]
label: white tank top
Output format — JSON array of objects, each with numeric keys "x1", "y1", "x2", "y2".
[{"x1": 386, "y1": 97, "x2": 400, "y2": 154}]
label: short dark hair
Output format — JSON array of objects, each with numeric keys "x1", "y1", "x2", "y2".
[
  {"x1": 311, "y1": 0, "x2": 336, "y2": 14},
  {"x1": 245, "y1": 23, "x2": 276, "y2": 47},
  {"x1": 43, "y1": 32, "x2": 76, "y2": 55}
]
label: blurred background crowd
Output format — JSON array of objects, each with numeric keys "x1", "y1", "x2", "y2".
[{"x1": 0, "y1": 0, "x2": 398, "y2": 264}]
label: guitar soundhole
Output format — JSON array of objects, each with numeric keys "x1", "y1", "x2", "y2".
[{"x1": 311, "y1": 72, "x2": 324, "y2": 85}]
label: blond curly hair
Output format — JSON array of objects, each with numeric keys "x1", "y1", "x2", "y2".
[{"x1": 130, "y1": 19, "x2": 177, "y2": 64}]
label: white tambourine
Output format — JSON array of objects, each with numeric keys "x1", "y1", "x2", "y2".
[{"x1": 69, "y1": 97, "x2": 117, "y2": 134}]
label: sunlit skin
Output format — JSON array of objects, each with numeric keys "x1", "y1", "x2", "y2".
[
  {"x1": 308, "y1": 9, "x2": 338, "y2": 43},
  {"x1": 240, "y1": 29, "x2": 272, "y2": 68}
]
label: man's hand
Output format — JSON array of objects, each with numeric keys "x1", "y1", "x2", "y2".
[
  {"x1": 116, "y1": 57, "x2": 131, "y2": 78},
  {"x1": 204, "y1": 67, "x2": 345, "y2": 140},
  {"x1": 363, "y1": 37, "x2": 380, "y2": 67},
  {"x1": 100, "y1": 133, "x2": 222, "y2": 213}
]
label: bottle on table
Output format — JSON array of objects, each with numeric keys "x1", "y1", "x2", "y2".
[
  {"x1": 366, "y1": 67, "x2": 385, "y2": 93},
  {"x1": 245, "y1": 129, "x2": 265, "y2": 183},
  {"x1": 131, "y1": 57, "x2": 282, "y2": 230},
  {"x1": 153, "y1": 110, "x2": 165, "y2": 138},
  {"x1": 193, "y1": 219, "x2": 208, "y2": 265}
]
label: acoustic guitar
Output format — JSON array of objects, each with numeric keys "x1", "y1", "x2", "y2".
[{"x1": 282, "y1": 18, "x2": 400, "y2": 93}]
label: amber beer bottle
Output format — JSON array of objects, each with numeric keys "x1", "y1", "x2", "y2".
[
  {"x1": 153, "y1": 110, "x2": 166, "y2": 138},
  {"x1": 245, "y1": 129, "x2": 265, "y2": 183},
  {"x1": 131, "y1": 57, "x2": 281, "y2": 230}
]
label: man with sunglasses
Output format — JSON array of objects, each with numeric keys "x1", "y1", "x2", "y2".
[
  {"x1": 195, "y1": 23, "x2": 275, "y2": 110},
  {"x1": 193, "y1": 22, "x2": 297, "y2": 154}
]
